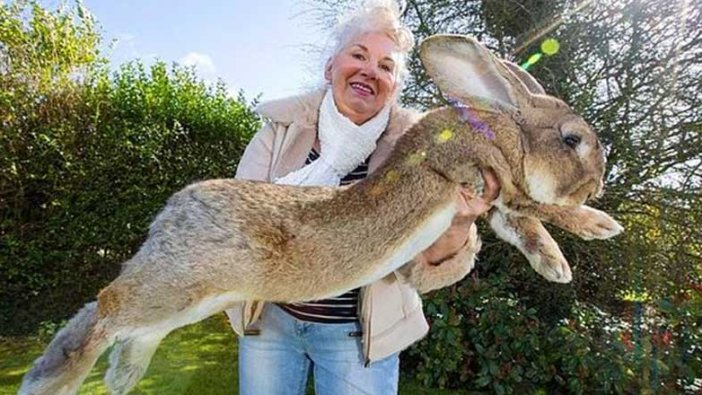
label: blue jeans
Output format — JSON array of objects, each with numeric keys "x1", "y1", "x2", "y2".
[{"x1": 238, "y1": 304, "x2": 399, "y2": 395}]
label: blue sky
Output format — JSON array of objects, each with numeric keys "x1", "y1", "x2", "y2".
[{"x1": 74, "y1": 0, "x2": 330, "y2": 101}]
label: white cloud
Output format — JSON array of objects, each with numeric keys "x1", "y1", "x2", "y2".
[{"x1": 179, "y1": 52, "x2": 216, "y2": 76}]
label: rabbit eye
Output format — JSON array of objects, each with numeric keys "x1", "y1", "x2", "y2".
[{"x1": 563, "y1": 134, "x2": 581, "y2": 149}]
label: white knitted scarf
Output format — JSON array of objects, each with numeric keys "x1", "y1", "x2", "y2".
[{"x1": 275, "y1": 89, "x2": 391, "y2": 186}]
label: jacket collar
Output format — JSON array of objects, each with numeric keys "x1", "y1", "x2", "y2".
[
  {"x1": 255, "y1": 88, "x2": 419, "y2": 136},
  {"x1": 256, "y1": 88, "x2": 422, "y2": 176},
  {"x1": 255, "y1": 89, "x2": 326, "y2": 127}
]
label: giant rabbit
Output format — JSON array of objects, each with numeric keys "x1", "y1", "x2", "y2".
[{"x1": 19, "y1": 35, "x2": 622, "y2": 395}]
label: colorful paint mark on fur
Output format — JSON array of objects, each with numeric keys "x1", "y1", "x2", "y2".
[
  {"x1": 446, "y1": 96, "x2": 496, "y2": 140},
  {"x1": 406, "y1": 151, "x2": 427, "y2": 166},
  {"x1": 368, "y1": 169, "x2": 402, "y2": 198},
  {"x1": 385, "y1": 169, "x2": 400, "y2": 183},
  {"x1": 436, "y1": 128, "x2": 454, "y2": 143}
]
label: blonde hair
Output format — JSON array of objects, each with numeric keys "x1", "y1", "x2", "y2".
[{"x1": 328, "y1": 0, "x2": 415, "y2": 90}]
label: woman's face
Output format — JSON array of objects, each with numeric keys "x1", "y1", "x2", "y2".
[{"x1": 325, "y1": 32, "x2": 400, "y2": 125}]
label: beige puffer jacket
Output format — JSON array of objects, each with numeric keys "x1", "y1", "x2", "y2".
[{"x1": 225, "y1": 89, "x2": 469, "y2": 363}]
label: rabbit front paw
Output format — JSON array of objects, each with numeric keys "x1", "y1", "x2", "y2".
[
  {"x1": 489, "y1": 210, "x2": 572, "y2": 283},
  {"x1": 571, "y1": 206, "x2": 624, "y2": 240}
]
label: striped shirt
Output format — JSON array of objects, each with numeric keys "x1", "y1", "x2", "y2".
[{"x1": 278, "y1": 147, "x2": 369, "y2": 323}]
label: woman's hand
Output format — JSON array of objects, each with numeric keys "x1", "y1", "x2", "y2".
[{"x1": 422, "y1": 169, "x2": 501, "y2": 265}]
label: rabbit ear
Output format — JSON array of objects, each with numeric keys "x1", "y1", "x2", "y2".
[
  {"x1": 501, "y1": 60, "x2": 546, "y2": 95},
  {"x1": 419, "y1": 35, "x2": 533, "y2": 113},
  {"x1": 489, "y1": 210, "x2": 572, "y2": 283}
]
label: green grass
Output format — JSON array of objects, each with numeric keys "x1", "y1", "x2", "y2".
[
  {"x1": 1, "y1": 315, "x2": 239, "y2": 395},
  {"x1": 0, "y1": 314, "x2": 474, "y2": 394}
]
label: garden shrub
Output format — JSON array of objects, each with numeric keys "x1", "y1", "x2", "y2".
[
  {"x1": 404, "y1": 237, "x2": 702, "y2": 394},
  {"x1": 0, "y1": 1, "x2": 260, "y2": 335}
]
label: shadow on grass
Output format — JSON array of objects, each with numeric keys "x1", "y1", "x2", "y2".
[{"x1": 1, "y1": 314, "x2": 238, "y2": 395}]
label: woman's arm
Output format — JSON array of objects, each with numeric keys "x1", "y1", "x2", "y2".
[
  {"x1": 397, "y1": 222, "x2": 482, "y2": 294},
  {"x1": 400, "y1": 169, "x2": 501, "y2": 293}
]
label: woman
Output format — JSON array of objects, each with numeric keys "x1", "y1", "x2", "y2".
[{"x1": 227, "y1": 1, "x2": 499, "y2": 393}]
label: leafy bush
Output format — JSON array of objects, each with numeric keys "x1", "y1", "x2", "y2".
[
  {"x1": 0, "y1": 1, "x2": 260, "y2": 335},
  {"x1": 405, "y1": 246, "x2": 701, "y2": 394},
  {"x1": 405, "y1": 273, "x2": 630, "y2": 394}
]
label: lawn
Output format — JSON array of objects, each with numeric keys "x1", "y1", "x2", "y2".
[{"x1": 0, "y1": 314, "x2": 472, "y2": 394}]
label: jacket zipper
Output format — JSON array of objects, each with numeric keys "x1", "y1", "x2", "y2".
[{"x1": 361, "y1": 286, "x2": 373, "y2": 367}]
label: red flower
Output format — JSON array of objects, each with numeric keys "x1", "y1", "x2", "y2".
[{"x1": 620, "y1": 331, "x2": 634, "y2": 351}]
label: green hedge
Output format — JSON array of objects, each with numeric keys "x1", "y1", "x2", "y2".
[
  {"x1": 0, "y1": 1, "x2": 260, "y2": 334},
  {"x1": 0, "y1": 61, "x2": 259, "y2": 335},
  {"x1": 404, "y1": 231, "x2": 702, "y2": 394}
]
